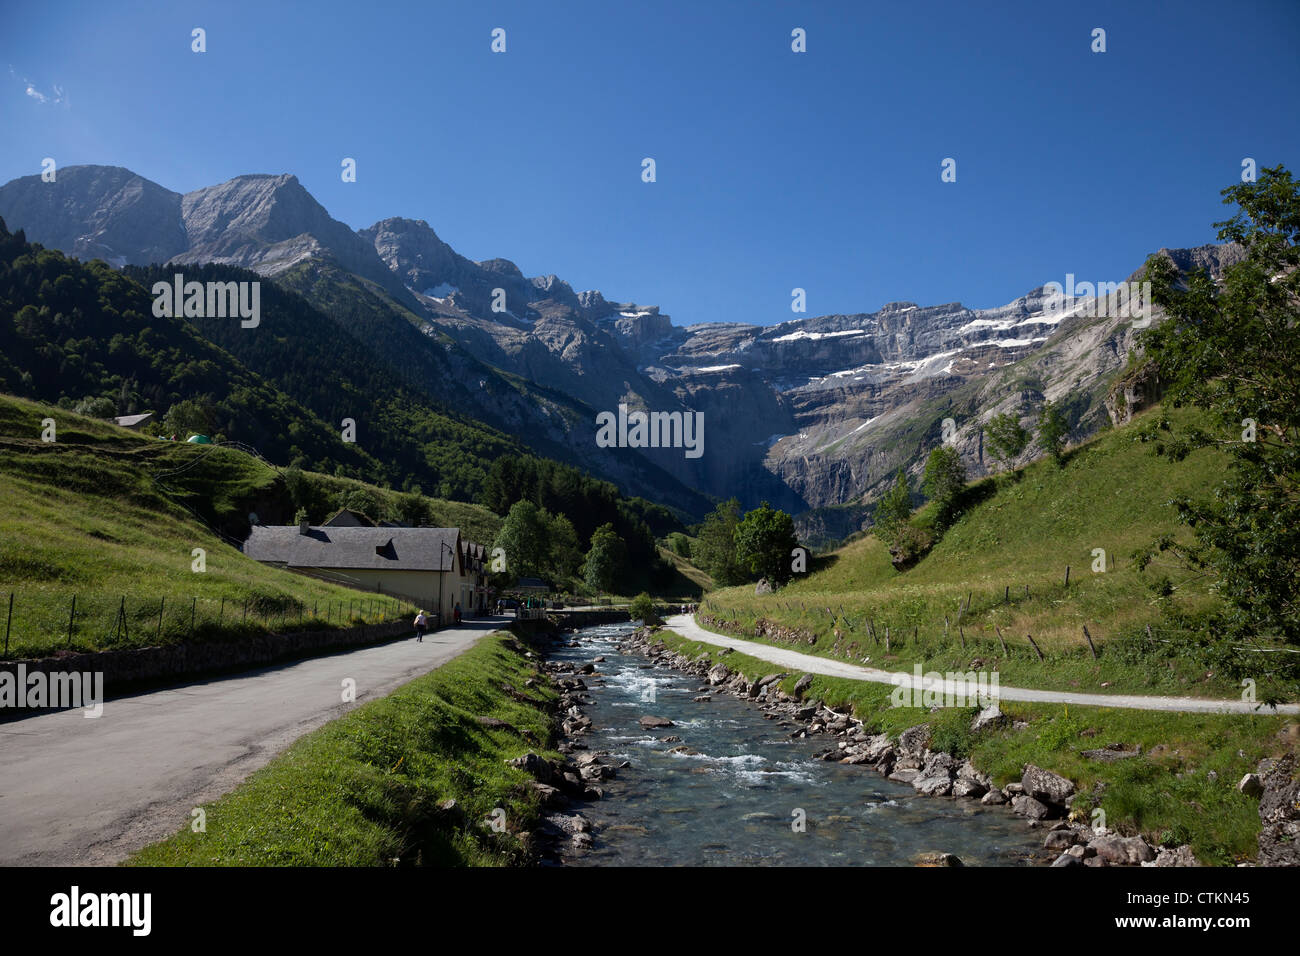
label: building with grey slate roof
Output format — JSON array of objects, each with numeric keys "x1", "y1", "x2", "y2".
[{"x1": 243, "y1": 524, "x2": 487, "y2": 619}]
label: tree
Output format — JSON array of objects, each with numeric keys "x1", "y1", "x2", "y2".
[
  {"x1": 343, "y1": 488, "x2": 381, "y2": 521},
  {"x1": 545, "y1": 511, "x2": 583, "y2": 583},
  {"x1": 390, "y1": 491, "x2": 429, "y2": 527},
  {"x1": 162, "y1": 397, "x2": 216, "y2": 437},
  {"x1": 1037, "y1": 400, "x2": 1069, "y2": 465},
  {"x1": 668, "y1": 532, "x2": 692, "y2": 558},
  {"x1": 693, "y1": 498, "x2": 747, "y2": 586},
  {"x1": 629, "y1": 592, "x2": 661, "y2": 625},
  {"x1": 583, "y1": 523, "x2": 627, "y2": 595},
  {"x1": 494, "y1": 500, "x2": 549, "y2": 577},
  {"x1": 1137, "y1": 164, "x2": 1300, "y2": 645},
  {"x1": 985, "y1": 411, "x2": 1030, "y2": 472},
  {"x1": 74, "y1": 395, "x2": 116, "y2": 419},
  {"x1": 734, "y1": 502, "x2": 800, "y2": 586},
  {"x1": 873, "y1": 468, "x2": 913, "y2": 535},
  {"x1": 922, "y1": 445, "x2": 967, "y2": 529}
]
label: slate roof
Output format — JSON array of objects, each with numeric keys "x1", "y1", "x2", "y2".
[
  {"x1": 244, "y1": 526, "x2": 463, "y2": 572},
  {"x1": 114, "y1": 412, "x2": 154, "y2": 428}
]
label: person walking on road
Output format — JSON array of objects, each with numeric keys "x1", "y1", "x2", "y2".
[
  {"x1": 414, "y1": 610, "x2": 428, "y2": 642},
  {"x1": 453, "y1": 602, "x2": 462, "y2": 626}
]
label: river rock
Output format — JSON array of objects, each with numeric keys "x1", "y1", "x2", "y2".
[
  {"x1": 1044, "y1": 829, "x2": 1080, "y2": 850},
  {"x1": 707, "y1": 663, "x2": 732, "y2": 686},
  {"x1": 508, "y1": 752, "x2": 557, "y2": 784},
  {"x1": 952, "y1": 778, "x2": 988, "y2": 799},
  {"x1": 1090, "y1": 834, "x2": 1156, "y2": 865},
  {"x1": 1011, "y1": 794, "x2": 1052, "y2": 820},
  {"x1": 888, "y1": 768, "x2": 919, "y2": 785},
  {"x1": 1141, "y1": 844, "x2": 1200, "y2": 867},
  {"x1": 639, "y1": 715, "x2": 674, "y2": 729},
  {"x1": 913, "y1": 773, "x2": 954, "y2": 797},
  {"x1": 915, "y1": 851, "x2": 963, "y2": 867},
  {"x1": 1021, "y1": 764, "x2": 1076, "y2": 807},
  {"x1": 1258, "y1": 752, "x2": 1300, "y2": 866},
  {"x1": 971, "y1": 702, "x2": 1007, "y2": 733},
  {"x1": 1051, "y1": 852, "x2": 1084, "y2": 867},
  {"x1": 980, "y1": 788, "x2": 1007, "y2": 805},
  {"x1": 793, "y1": 673, "x2": 814, "y2": 697},
  {"x1": 898, "y1": 724, "x2": 932, "y2": 760}
]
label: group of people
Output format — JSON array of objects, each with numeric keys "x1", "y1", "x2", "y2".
[{"x1": 413, "y1": 602, "x2": 461, "y2": 642}]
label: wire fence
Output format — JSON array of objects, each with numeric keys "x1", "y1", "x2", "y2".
[{"x1": 0, "y1": 589, "x2": 417, "y2": 660}]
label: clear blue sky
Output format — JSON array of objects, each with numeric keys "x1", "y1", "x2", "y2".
[{"x1": 2, "y1": 0, "x2": 1297, "y2": 325}]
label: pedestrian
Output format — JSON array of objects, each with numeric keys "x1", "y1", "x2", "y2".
[
  {"x1": 414, "y1": 609, "x2": 428, "y2": 642},
  {"x1": 453, "y1": 602, "x2": 462, "y2": 625}
]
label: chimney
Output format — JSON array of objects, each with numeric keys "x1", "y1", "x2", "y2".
[{"x1": 298, "y1": 517, "x2": 310, "y2": 535}]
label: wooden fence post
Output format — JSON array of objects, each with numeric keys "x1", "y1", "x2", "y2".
[
  {"x1": 67, "y1": 595, "x2": 76, "y2": 647},
  {"x1": 4, "y1": 592, "x2": 12, "y2": 657},
  {"x1": 1026, "y1": 632, "x2": 1045, "y2": 661},
  {"x1": 1063, "y1": 566, "x2": 1071, "y2": 588},
  {"x1": 994, "y1": 625, "x2": 1008, "y2": 656},
  {"x1": 1082, "y1": 624, "x2": 1098, "y2": 659}
]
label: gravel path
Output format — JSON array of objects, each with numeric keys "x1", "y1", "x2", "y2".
[{"x1": 663, "y1": 614, "x2": 1300, "y2": 715}]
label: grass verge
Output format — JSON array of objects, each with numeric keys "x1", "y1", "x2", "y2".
[{"x1": 127, "y1": 631, "x2": 558, "y2": 866}]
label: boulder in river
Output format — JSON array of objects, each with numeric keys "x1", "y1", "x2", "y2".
[
  {"x1": 1011, "y1": 794, "x2": 1052, "y2": 821},
  {"x1": 639, "y1": 715, "x2": 674, "y2": 729}
]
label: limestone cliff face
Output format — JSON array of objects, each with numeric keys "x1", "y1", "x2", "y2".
[{"x1": 0, "y1": 164, "x2": 1245, "y2": 530}]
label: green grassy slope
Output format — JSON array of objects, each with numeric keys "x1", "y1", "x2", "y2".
[
  {"x1": 0, "y1": 393, "x2": 498, "y2": 658},
  {"x1": 704, "y1": 405, "x2": 1298, "y2": 701}
]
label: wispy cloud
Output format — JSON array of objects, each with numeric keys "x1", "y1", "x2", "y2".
[{"x1": 9, "y1": 65, "x2": 69, "y2": 108}]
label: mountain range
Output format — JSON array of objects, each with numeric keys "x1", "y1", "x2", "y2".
[{"x1": 0, "y1": 164, "x2": 1242, "y2": 541}]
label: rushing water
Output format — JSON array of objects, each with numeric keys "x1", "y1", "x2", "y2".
[{"x1": 554, "y1": 623, "x2": 1046, "y2": 867}]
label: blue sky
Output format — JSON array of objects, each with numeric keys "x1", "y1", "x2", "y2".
[{"x1": 2, "y1": 0, "x2": 1297, "y2": 326}]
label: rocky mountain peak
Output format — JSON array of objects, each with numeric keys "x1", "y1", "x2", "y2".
[{"x1": 0, "y1": 164, "x2": 185, "y2": 267}]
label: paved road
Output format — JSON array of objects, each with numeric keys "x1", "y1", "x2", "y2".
[
  {"x1": 663, "y1": 615, "x2": 1300, "y2": 715},
  {"x1": 0, "y1": 617, "x2": 503, "y2": 866}
]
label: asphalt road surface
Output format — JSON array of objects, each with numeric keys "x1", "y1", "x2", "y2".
[{"x1": 0, "y1": 618, "x2": 501, "y2": 865}]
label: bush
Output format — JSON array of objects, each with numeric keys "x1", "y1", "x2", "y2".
[{"x1": 629, "y1": 592, "x2": 660, "y2": 625}]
